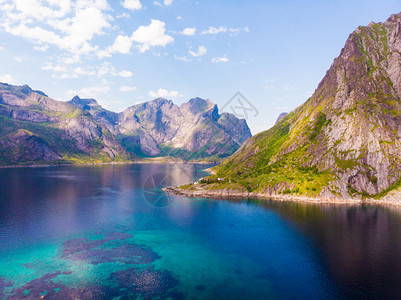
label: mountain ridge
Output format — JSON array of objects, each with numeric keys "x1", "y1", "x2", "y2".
[{"x1": 0, "y1": 83, "x2": 251, "y2": 165}]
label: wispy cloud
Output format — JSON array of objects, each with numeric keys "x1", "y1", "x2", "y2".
[
  {"x1": 181, "y1": 27, "x2": 196, "y2": 36},
  {"x1": 148, "y1": 88, "x2": 179, "y2": 98},
  {"x1": 189, "y1": 46, "x2": 207, "y2": 57},
  {"x1": 174, "y1": 55, "x2": 192, "y2": 62},
  {"x1": 201, "y1": 26, "x2": 249, "y2": 36},
  {"x1": 120, "y1": 85, "x2": 137, "y2": 92},
  {"x1": 211, "y1": 56, "x2": 229, "y2": 63},
  {"x1": 0, "y1": 74, "x2": 17, "y2": 84},
  {"x1": 66, "y1": 85, "x2": 111, "y2": 99}
]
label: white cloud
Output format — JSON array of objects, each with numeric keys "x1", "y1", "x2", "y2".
[
  {"x1": 97, "y1": 62, "x2": 115, "y2": 77},
  {"x1": 189, "y1": 46, "x2": 207, "y2": 57},
  {"x1": 34, "y1": 44, "x2": 49, "y2": 51},
  {"x1": 181, "y1": 27, "x2": 196, "y2": 36},
  {"x1": 0, "y1": 74, "x2": 17, "y2": 84},
  {"x1": 201, "y1": 26, "x2": 249, "y2": 35},
  {"x1": 174, "y1": 55, "x2": 192, "y2": 62},
  {"x1": 118, "y1": 70, "x2": 134, "y2": 77},
  {"x1": 97, "y1": 34, "x2": 133, "y2": 58},
  {"x1": 148, "y1": 88, "x2": 178, "y2": 98},
  {"x1": 153, "y1": 0, "x2": 172, "y2": 6},
  {"x1": 2, "y1": 1, "x2": 111, "y2": 56},
  {"x1": 0, "y1": 46, "x2": 4, "y2": 51},
  {"x1": 42, "y1": 61, "x2": 133, "y2": 79},
  {"x1": 211, "y1": 56, "x2": 229, "y2": 63},
  {"x1": 14, "y1": 56, "x2": 23, "y2": 63},
  {"x1": 41, "y1": 62, "x2": 67, "y2": 73},
  {"x1": 131, "y1": 19, "x2": 174, "y2": 52},
  {"x1": 177, "y1": 16, "x2": 182, "y2": 20},
  {"x1": 60, "y1": 73, "x2": 78, "y2": 79},
  {"x1": 201, "y1": 26, "x2": 227, "y2": 35},
  {"x1": 120, "y1": 85, "x2": 137, "y2": 92},
  {"x1": 122, "y1": 0, "x2": 142, "y2": 11},
  {"x1": 116, "y1": 12, "x2": 130, "y2": 19},
  {"x1": 62, "y1": 55, "x2": 81, "y2": 64},
  {"x1": 73, "y1": 67, "x2": 96, "y2": 76},
  {"x1": 66, "y1": 85, "x2": 110, "y2": 99},
  {"x1": 12, "y1": 0, "x2": 72, "y2": 21}
]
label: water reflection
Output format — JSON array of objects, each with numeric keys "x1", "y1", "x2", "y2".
[
  {"x1": 0, "y1": 164, "x2": 211, "y2": 252},
  {"x1": 231, "y1": 199, "x2": 401, "y2": 299}
]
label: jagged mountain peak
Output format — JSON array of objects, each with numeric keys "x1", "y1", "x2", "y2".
[
  {"x1": 118, "y1": 96, "x2": 251, "y2": 159},
  {"x1": 69, "y1": 95, "x2": 99, "y2": 108},
  {"x1": 181, "y1": 97, "x2": 217, "y2": 118},
  {"x1": 149, "y1": 97, "x2": 173, "y2": 104}
]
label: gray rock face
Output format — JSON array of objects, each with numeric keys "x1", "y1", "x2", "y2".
[
  {"x1": 117, "y1": 97, "x2": 252, "y2": 158},
  {"x1": 68, "y1": 96, "x2": 118, "y2": 133}
]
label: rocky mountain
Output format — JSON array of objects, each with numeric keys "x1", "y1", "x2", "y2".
[
  {"x1": 117, "y1": 97, "x2": 251, "y2": 159},
  {"x1": 176, "y1": 12, "x2": 401, "y2": 202},
  {"x1": 0, "y1": 83, "x2": 251, "y2": 165},
  {"x1": 0, "y1": 83, "x2": 128, "y2": 165}
]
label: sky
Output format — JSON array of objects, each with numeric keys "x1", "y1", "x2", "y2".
[{"x1": 0, "y1": 0, "x2": 400, "y2": 134}]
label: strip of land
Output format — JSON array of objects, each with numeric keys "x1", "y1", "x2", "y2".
[{"x1": 165, "y1": 185, "x2": 401, "y2": 207}]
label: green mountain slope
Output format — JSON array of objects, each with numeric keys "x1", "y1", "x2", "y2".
[{"x1": 178, "y1": 12, "x2": 401, "y2": 201}]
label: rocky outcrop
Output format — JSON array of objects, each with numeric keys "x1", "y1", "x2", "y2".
[
  {"x1": 68, "y1": 96, "x2": 118, "y2": 133},
  {"x1": 275, "y1": 112, "x2": 288, "y2": 124},
  {"x1": 181, "y1": 12, "x2": 401, "y2": 201},
  {"x1": 0, "y1": 129, "x2": 61, "y2": 163}
]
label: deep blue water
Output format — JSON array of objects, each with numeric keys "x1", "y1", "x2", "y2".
[{"x1": 0, "y1": 164, "x2": 401, "y2": 299}]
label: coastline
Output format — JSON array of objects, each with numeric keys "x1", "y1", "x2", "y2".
[
  {"x1": 164, "y1": 186, "x2": 401, "y2": 207},
  {"x1": 0, "y1": 158, "x2": 215, "y2": 169}
]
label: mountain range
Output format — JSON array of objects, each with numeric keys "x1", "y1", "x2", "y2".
[
  {"x1": 175, "y1": 12, "x2": 401, "y2": 202},
  {"x1": 0, "y1": 83, "x2": 251, "y2": 165}
]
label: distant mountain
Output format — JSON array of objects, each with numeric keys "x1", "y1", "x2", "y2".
[
  {"x1": 117, "y1": 97, "x2": 251, "y2": 159},
  {"x1": 175, "y1": 12, "x2": 401, "y2": 202},
  {"x1": 0, "y1": 83, "x2": 251, "y2": 165},
  {"x1": 275, "y1": 112, "x2": 288, "y2": 124}
]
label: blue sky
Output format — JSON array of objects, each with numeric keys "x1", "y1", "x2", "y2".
[{"x1": 0, "y1": 0, "x2": 400, "y2": 134}]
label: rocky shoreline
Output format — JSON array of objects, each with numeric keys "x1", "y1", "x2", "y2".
[{"x1": 164, "y1": 186, "x2": 401, "y2": 207}]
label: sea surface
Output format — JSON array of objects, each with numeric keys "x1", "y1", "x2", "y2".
[{"x1": 0, "y1": 164, "x2": 400, "y2": 299}]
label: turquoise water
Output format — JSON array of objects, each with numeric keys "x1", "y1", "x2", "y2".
[{"x1": 0, "y1": 164, "x2": 400, "y2": 299}]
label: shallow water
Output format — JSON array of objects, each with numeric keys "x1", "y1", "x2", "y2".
[{"x1": 0, "y1": 164, "x2": 400, "y2": 299}]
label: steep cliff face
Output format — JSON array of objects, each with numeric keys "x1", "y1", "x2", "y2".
[
  {"x1": 117, "y1": 97, "x2": 252, "y2": 159},
  {"x1": 68, "y1": 96, "x2": 118, "y2": 133},
  {"x1": 184, "y1": 12, "x2": 401, "y2": 200}
]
